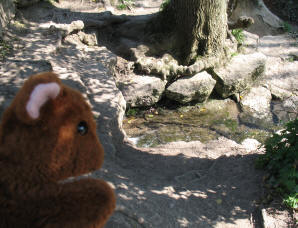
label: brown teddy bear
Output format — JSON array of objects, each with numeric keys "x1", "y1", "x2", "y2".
[{"x1": 0, "y1": 72, "x2": 116, "y2": 227}]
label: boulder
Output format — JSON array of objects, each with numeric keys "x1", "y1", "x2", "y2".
[
  {"x1": 165, "y1": 71, "x2": 216, "y2": 104},
  {"x1": 241, "y1": 138, "x2": 261, "y2": 152},
  {"x1": 118, "y1": 75, "x2": 166, "y2": 107},
  {"x1": 78, "y1": 31, "x2": 98, "y2": 46},
  {"x1": 239, "y1": 86, "x2": 273, "y2": 128},
  {"x1": 0, "y1": 0, "x2": 15, "y2": 38},
  {"x1": 272, "y1": 96, "x2": 298, "y2": 124},
  {"x1": 212, "y1": 52, "x2": 267, "y2": 98}
]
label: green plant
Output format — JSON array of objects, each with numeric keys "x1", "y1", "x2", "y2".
[
  {"x1": 231, "y1": 52, "x2": 238, "y2": 57},
  {"x1": 126, "y1": 107, "x2": 139, "y2": 117},
  {"x1": 116, "y1": 0, "x2": 135, "y2": 10},
  {"x1": 287, "y1": 54, "x2": 298, "y2": 62},
  {"x1": 231, "y1": 29, "x2": 244, "y2": 44},
  {"x1": 160, "y1": 0, "x2": 171, "y2": 11},
  {"x1": 282, "y1": 22, "x2": 292, "y2": 33},
  {"x1": 256, "y1": 118, "x2": 298, "y2": 209}
]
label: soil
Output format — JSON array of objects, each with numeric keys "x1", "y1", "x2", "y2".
[{"x1": 0, "y1": 0, "x2": 296, "y2": 227}]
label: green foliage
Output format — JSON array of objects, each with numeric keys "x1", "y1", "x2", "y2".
[
  {"x1": 160, "y1": 0, "x2": 171, "y2": 11},
  {"x1": 116, "y1": 0, "x2": 135, "y2": 10},
  {"x1": 231, "y1": 29, "x2": 244, "y2": 44},
  {"x1": 256, "y1": 119, "x2": 298, "y2": 209},
  {"x1": 231, "y1": 52, "x2": 238, "y2": 57},
  {"x1": 282, "y1": 22, "x2": 292, "y2": 33},
  {"x1": 0, "y1": 40, "x2": 12, "y2": 61},
  {"x1": 287, "y1": 54, "x2": 298, "y2": 62},
  {"x1": 126, "y1": 107, "x2": 139, "y2": 117}
]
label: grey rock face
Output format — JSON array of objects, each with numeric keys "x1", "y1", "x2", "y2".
[
  {"x1": 239, "y1": 86, "x2": 273, "y2": 128},
  {"x1": 166, "y1": 71, "x2": 216, "y2": 104},
  {"x1": 213, "y1": 52, "x2": 267, "y2": 98},
  {"x1": 0, "y1": 0, "x2": 15, "y2": 37},
  {"x1": 118, "y1": 75, "x2": 166, "y2": 107}
]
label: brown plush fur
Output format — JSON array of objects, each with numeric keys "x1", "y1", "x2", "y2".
[{"x1": 0, "y1": 72, "x2": 116, "y2": 227}]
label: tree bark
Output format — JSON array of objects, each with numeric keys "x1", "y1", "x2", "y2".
[{"x1": 163, "y1": 0, "x2": 228, "y2": 65}]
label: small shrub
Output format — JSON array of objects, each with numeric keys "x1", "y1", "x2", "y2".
[
  {"x1": 282, "y1": 22, "x2": 292, "y2": 33},
  {"x1": 160, "y1": 0, "x2": 171, "y2": 11},
  {"x1": 231, "y1": 29, "x2": 244, "y2": 44},
  {"x1": 256, "y1": 118, "x2": 298, "y2": 209},
  {"x1": 126, "y1": 107, "x2": 139, "y2": 117},
  {"x1": 231, "y1": 52, "x2": 238, "y2": 57}
]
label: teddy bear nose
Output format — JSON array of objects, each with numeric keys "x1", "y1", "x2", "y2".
[{"x1": 77, "y1": 121, "x2": 88, "y2": 135}]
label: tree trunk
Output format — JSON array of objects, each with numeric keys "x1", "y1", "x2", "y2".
[{"x1": 163, "y1": 0, "x2": 228, "y2": 65}]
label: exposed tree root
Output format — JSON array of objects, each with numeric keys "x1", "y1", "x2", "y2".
[{"x1": 132, "y1": 41, "x2": 236, "y2": 82}]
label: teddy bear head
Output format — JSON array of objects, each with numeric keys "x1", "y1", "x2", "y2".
[{"x1": 0, "y1": 72, "x2": 104, "y2": 182}]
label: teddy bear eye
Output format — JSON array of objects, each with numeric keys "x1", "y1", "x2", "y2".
[{"x1": 77, "y1": 121, "x2": 88, "y2": 136}]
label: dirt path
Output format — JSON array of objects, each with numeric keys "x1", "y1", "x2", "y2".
[{"x1": 0, "y1": 1, "x2": 296, "y2": 227}]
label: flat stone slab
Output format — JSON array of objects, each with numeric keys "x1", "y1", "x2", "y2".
[
  {"x1": 258, "y1": 35, "x2": 298, "y2": 59},
  {"x1": 118, "y1": 75, "x2": 166, "y2": 107},
  {"x1": 239, "y1": 86, "x2": 273, "y2": 128},
  {"x1": 260, "y1": 56, "x2": 298, "y2": 100},
  {"x1": 213, "y1": 52, "x2": 267, "y2": 98},
  {"x1": 166, "y1": 71, "x2": 216, "y2": 104}
]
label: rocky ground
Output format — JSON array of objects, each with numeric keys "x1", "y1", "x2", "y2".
[{"x1": 0, "y1": 0, "x2": 297, "y2": 227}]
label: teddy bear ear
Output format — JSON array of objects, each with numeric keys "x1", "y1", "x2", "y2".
[
  {"x1": 13, "y1": 72, "x2": 62, "y2": 124},
  {"x1": 26, "y1": 82, "x2": 60, "y2": 119}
]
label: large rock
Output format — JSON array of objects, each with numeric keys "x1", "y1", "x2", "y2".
[
  {"x1": 212, "y1": 52, "x2": 267, "y2": 98},
  {"x1": 239, "y1": 86, "x2": 273, "y2": 128},
  {"x1": 272, "y1": 95, "x2": 298, "y2": 124},
  {"x1": 118, "y1": 75, "x2": 166, "y2": 107},
  {"x1": 165, "y1": 71, "x2": 216, "y2": 104},
  {"x1": 0, "y1": 0, "x2": 15, "y2": 38}
]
